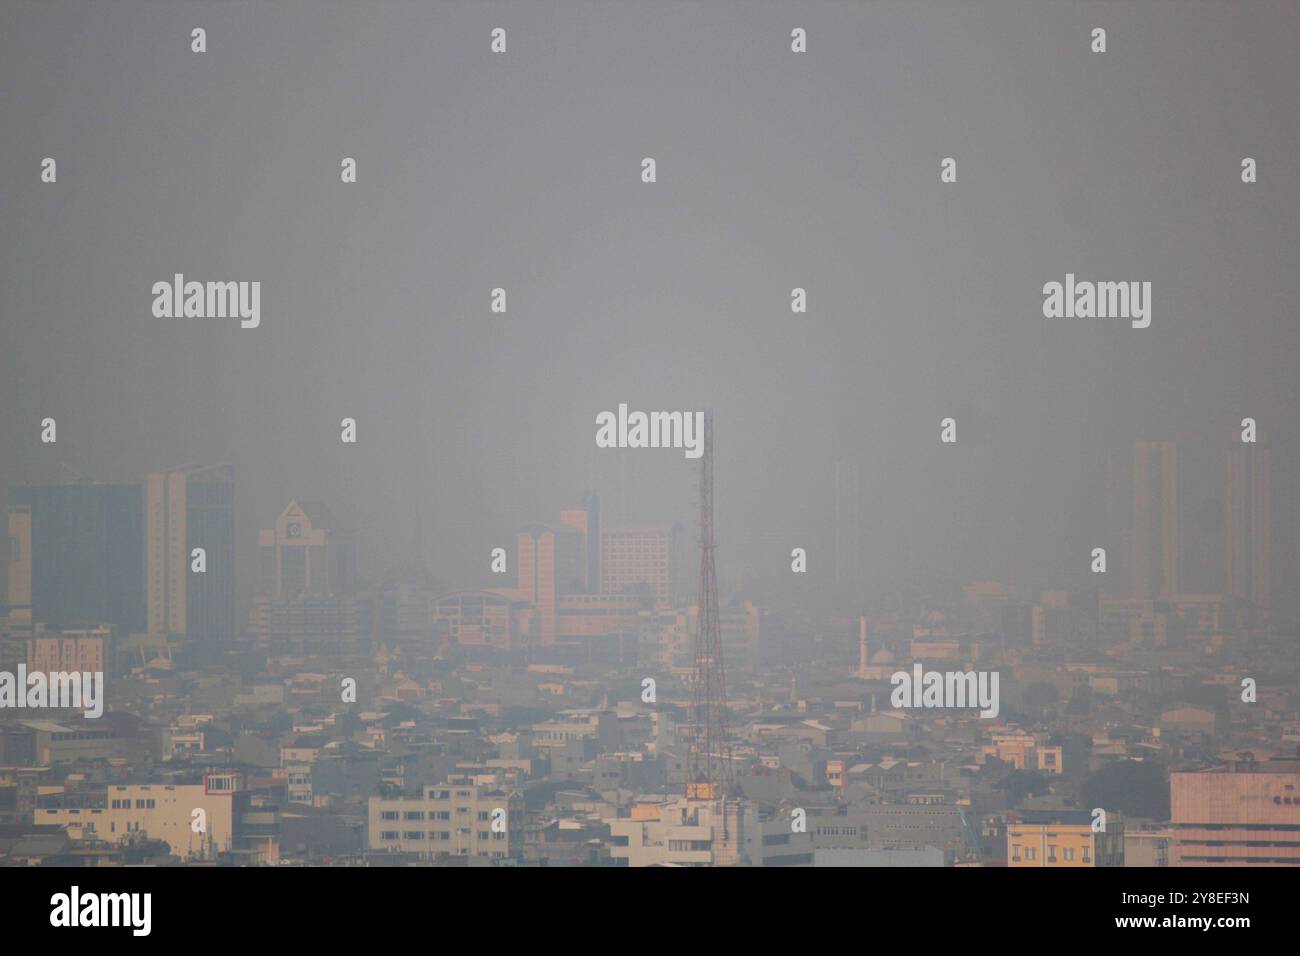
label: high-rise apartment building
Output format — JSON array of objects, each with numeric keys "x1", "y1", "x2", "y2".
[
  {"x1": 601, "y1": 526, "x2": 672, "y2": 608},
  {"x1": 1224, "y1": 442, "x2": 1271, "y2": 610},
  {"x1": 516, "y1": 527, "x2": 556, "y2": 646},
  {"x1": 5, "y1": 499, "x2": 32, "y2": 626},
  {"x1": 10, "y1": 482, "x2": 145, "y2": 637},
  {"x1": 1132, "y1": 441, "x2": 1181, "y2": 599},
  {"x1": 146, "y1": 465, "x2": 234, "y2": 642},
  {"x1": 514, "y1": 525, "x2": 587, "y2": 646},
  {"x1": 558, "y1": 491, "x2": 601, "y2": 593},
  {"x1": 249, "y1": 499, "x2": 364, "y2": 655},
  {"x1": 256, "y1": 500, "x2": 358, "y2": 597}
]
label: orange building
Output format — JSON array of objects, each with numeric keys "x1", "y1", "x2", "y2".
[{"x1": 1007, "y1": 810, "x2": 1123, "y2": 867}]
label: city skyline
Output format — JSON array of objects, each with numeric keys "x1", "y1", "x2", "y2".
[
  {"x1": 3, "y1": 2, "x2": 1296, "y2": 615},
  {"x1": 1, "y1": 0, "x2": 1298, "y2": 910}
]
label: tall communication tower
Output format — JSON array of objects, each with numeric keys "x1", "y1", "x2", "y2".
[{"x1": 687, "y1": 411, "x2": 731, "y2": 801}]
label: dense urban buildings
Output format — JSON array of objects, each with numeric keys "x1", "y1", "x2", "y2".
[{"x1": 1, "y1": 446, "x2": 1297, "y2": 867}]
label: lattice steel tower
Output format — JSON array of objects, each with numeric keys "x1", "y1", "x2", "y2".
[{"x1": 687, "y1": 411, "x2": 731, "y2": 801}]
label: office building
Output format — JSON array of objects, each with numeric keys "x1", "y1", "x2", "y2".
[
  {"x1": 12, "y1": 482, "x2": 145, "y2": 638},
  {"x1": 146, "y1": 465, "x2": 234, "y2": 642},
  {"x1": 250, "y1": 500, "x2": 364, "y2": 655},
  {"x1": 601, "y1": 526, "x2": 672, "y2": 608},
  {"x1": 558, "y1": 491, "x2": 601, "y2": 593},
  {"x1": 5, "y1": 500, "x2": 31, "y2": 626},
  {"x1": 1132, "y1": 441, "x2": 1181, "y2": 599},
  {"x1": 1224, "y1": 442, "x2": 1271, "y2": 610},
  {"x1": 256, "y1": 500, "x2": 358, "y2": 597},
  {"x1": 1170, "y1": 759, "x2": 1300, "y2": 866},
  {"x1": 368, "y1": 779, "x2": 522, "y2": 860}
]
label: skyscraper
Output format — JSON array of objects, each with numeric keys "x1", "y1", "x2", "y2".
[
  {"x1": 5, "y1": 498, "x2": 32, "y2": 626},
  {"x1": 558, "y1": 491, "x2": 600, "y2": 593},
  {"x1": 1132, "y1": 441, "x2": 1181, "y2": 599},
  {"x1": 601, "y1": 526, "x2": 672, "y2": 608},
  {"x1": 1224, "y1": 442, "x2": 1270, "y2": 610},
  {"x1": 12, "y1": 482, "x2": 146, "y2": 637},
  {"x1": 256, "y1": 500, "x2": 358, "y2": 597},
  {"x1": 515, "y1": 526, "x2": 577, "y2": 646},
  {"x1": 146, "y1": 464, "x2": 234, "y2": 642}
]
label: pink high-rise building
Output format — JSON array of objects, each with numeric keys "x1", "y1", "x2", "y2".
[
  {"x1": 601, "y1": 526, "x2": 672, "y2": 608},
  {"x1": 1170, "y1": 759, "x2": 1300, "y2": 866}
]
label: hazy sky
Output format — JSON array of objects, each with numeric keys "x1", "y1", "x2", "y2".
[{"x1": 2, "y1": 1, "x2": 1296, "y2": 608}]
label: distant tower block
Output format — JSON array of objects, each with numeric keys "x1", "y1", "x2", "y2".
[{"x1": 858, "y1": 616, "x2": 868, "y2": 679}]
